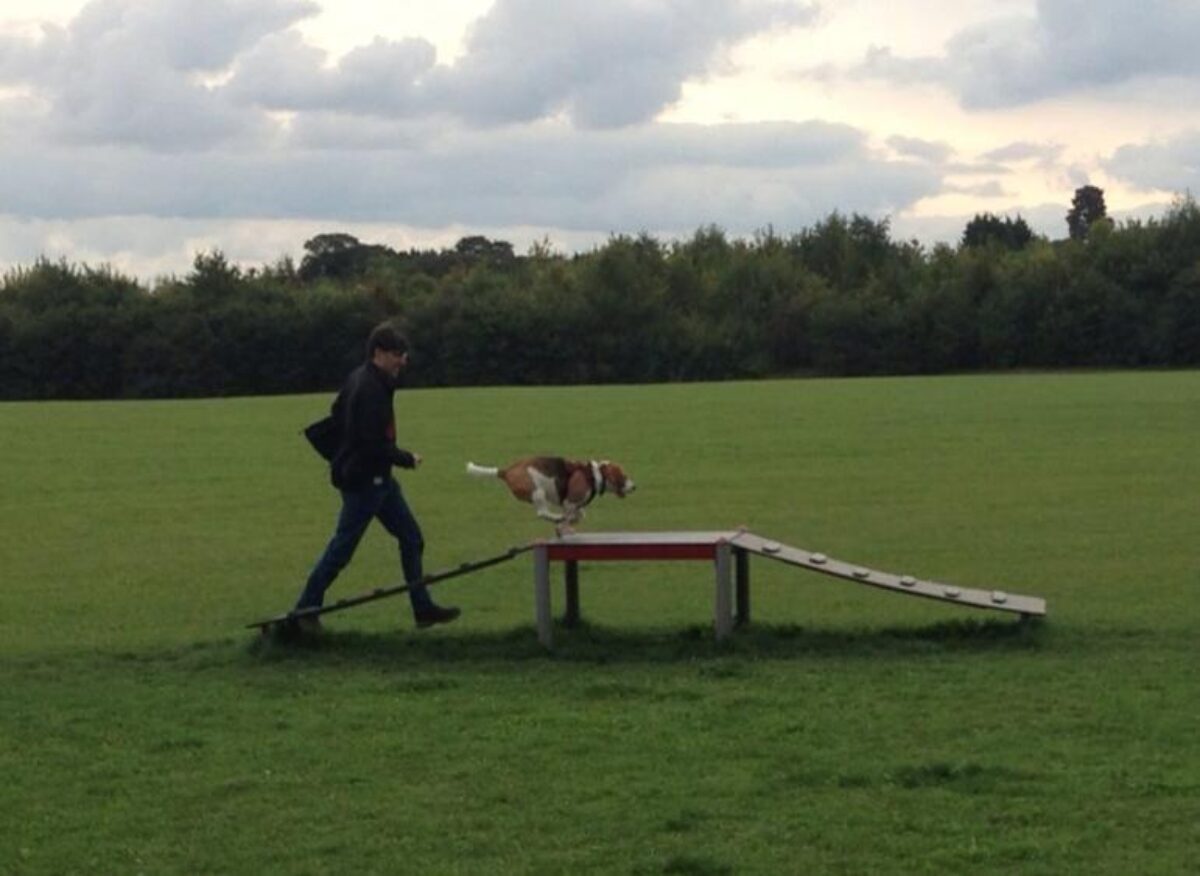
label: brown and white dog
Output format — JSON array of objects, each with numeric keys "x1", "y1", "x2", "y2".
[{"x1": 466, "y1": 456, "x2": 635, "y2": 534}]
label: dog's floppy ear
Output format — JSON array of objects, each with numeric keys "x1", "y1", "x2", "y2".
[{"x1": 600, "y1": 461, "x2": 634, "y2": 496}]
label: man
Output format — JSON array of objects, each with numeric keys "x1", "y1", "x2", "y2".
[{"x1": 294, "y1": 322, "x2": 459, "y2": 630}]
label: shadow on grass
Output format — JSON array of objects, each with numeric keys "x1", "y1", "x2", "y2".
[{"x1": 244, "y1": 615, "x2": 1046, "y2": 667}]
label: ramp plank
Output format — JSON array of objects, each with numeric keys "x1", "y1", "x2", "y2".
[{"x1": 729, "y1": 532, "x2": 1046, "y2": 617}]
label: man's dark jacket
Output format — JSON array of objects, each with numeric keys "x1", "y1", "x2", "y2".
[{"x1": 326, "y1": 362, "x2": 417, "y2": 490}]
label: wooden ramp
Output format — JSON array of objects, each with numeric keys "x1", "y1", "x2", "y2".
[
  {"x1": 531, "y1": 530, "x2": 1046, "y2": 647},
  {"x1": 728, "y1": 530, "x2": 1047, "y2": 617}
]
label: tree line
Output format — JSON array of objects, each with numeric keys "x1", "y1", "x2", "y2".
[{"x1": 2, "y1": 191, "x2": 1199, "y2": 399}]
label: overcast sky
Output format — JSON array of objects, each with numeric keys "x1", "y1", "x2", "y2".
[{"x1": 2, "y1": 0, "x2": 1199, "y2": 280}]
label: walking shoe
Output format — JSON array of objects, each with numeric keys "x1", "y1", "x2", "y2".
[
  {"x1": 295, "y1": 615, "x2": 323, "y2": 634},
  {"x1": 282, "y1": 614, "x2": 322, "y2": 638},
  {"x1": 414, "y1": 604, "x2": 461, "y2": 628}
]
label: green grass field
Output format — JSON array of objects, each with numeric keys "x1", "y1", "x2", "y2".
[{"x1": 2, "y1": 372, "x2": 1198, "y2": 874}]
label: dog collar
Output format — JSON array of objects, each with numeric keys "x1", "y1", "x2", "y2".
[{"x1": 590, "y1": 460, "x2": 605, "y2": 496}]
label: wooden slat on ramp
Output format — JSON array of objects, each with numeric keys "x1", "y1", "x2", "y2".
[{"x1": 728, "y1": 531, "x2": 1046, "y2": 617}]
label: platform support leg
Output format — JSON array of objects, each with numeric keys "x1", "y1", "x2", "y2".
[
  {"x1": 735, "y1": 548, "x2": 750, "y2": 628},
  {"x1": 534, "y1": 545, "x2": 552, "y2": 649},
  {"x1": 563, "y1": 560, "x2": 580, "y2": 627},
  {"x1": 714, "y1": 542, "x2": 733, "y2": 640}
]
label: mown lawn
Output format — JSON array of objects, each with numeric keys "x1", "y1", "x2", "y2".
[{"x1": 2, "y1": 372, "x2": 1198, "y2": 874}]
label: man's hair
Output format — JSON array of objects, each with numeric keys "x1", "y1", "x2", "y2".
[{"x1": 366, "y1": 322, "x2": 408, "y2": 358}]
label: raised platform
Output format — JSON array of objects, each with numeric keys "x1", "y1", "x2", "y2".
[{"x1": 532, "y1": 530, "x2": 1046, "y2": 647}]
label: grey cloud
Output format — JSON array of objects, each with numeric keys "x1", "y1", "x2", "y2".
[
  {"x1": 221, "y1": 32, "x2": 330, "y2": 109},
  {"x1": 981, "y1": 141, "x2": 1063, "y2": 164},
  {"x1": 852, "y1": 0, "x2": 1200, "y2": 108},
  {"x1": 886, "y1": 135, "x2": 952, "y2": 163},
  {"x1": 285, "y1": 111, "x2": 442, "y2": 151},
  {"x1": 595, "y1": 161, "x2": 935, "y2": 231},
  {"x1": 1105, "y1": 131, "x2": 1200, "y2": 193},
  {"x1": 945, "y1": 161, "x2": 1012, "y2": 176},
  {"x1": 0, "y1": 24, "x2": 64, "y2": 88},
  {"x1": 0, "y1": 120, "x2": 940, "y2": 233},
  {"x1": 226, "y1": 32, "x2": 437, "y2": 114},
  {"x1": 286, "y1": 115, "x2": 865, "y2": 171},
  {"x1": 945, "y1": 181, "x2": 1010, "y2": 198},
  {"x1": 76, "y1": 0, "x2": 320, "y2": 72},
  {"x1": 0, "y1": 29, "x2": 56, "y2": 79},
  {"x1": 856, "y1": 44, "x2": 943, "y2": 87},
  {"x1": 54, "y1": 53, "x2": 268, "y2": 150}
]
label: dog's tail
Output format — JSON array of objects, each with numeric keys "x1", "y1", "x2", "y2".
[{"x1": 466, "y1": 462, "x2": 500, "y2": 478}]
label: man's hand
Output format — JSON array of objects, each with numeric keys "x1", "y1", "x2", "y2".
[{"x1": 411, "y1": 452, "x2": 423, "y2": 469}]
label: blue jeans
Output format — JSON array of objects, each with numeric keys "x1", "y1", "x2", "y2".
[{"x1": 295, "y1": 477, "x2": 434, "y2": 616}]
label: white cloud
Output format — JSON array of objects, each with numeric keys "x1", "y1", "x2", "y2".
[
  {"x1": 223, "y1": 0, "x2": 819, "y2": 127},
  {"x1": 424, "y1": 0, "x2": 818, "y2": 127},
  {"x1": 0, "y1": 0, "x2": 316, "y2": 149}
]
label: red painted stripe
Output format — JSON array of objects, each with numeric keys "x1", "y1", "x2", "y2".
[{"x1": 546, "y1": 544, "x2": 718, "y2": 562}]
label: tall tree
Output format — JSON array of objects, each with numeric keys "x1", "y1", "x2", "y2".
[{"x1": 1067, "y1": 185, "x2": 1108, "y2": 241}]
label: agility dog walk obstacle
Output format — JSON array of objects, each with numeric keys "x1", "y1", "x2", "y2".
[
  {"x1": 532, "y1": 530, "x2": 1047, "y2": 648},
  {"x1": 248, "y1": 529, "x2": 1046, "y2": 643}
]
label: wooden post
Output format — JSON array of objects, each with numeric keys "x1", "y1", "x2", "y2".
[
  {"x1": 735, "y1": 547, "x2": 750, "y2": 628},
  {"x1": 714, "y1": 541, "x2": 733, "y2": 640},
  {"x1": 534, "y1": 544, "x2": 552, "y2": 648},
  {"x1": 563, "y1": 560, "x2": 580, "y2": 627}
]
